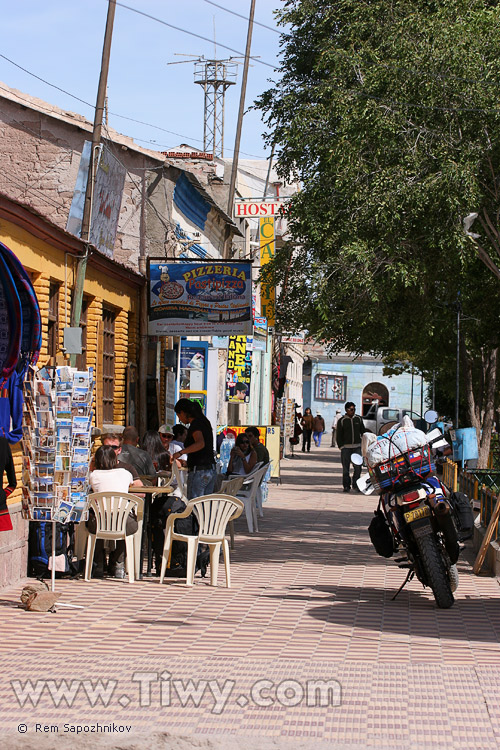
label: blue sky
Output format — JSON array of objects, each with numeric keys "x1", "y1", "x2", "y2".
[{"x1": 0, "y1": 0, "x2": 284, "y2": 159}]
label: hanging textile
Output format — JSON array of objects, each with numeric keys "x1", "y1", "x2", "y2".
[
  {"x1": 0, "y1": 242, "x2": 41, "y2": 376},
  {"x1": 0, "y1": 254, "x2": 22, "y2": 390}
]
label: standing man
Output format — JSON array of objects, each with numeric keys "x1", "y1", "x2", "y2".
[
  {"x1": 313, "y1": 412, "x2": 326, "y2": 447},
  {"x1": 336, "y1": 402, "x2": 368, "y2": 492}
]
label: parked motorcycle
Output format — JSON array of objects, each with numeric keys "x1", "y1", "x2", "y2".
[{"x1": 354, "y1": 412, "x2": 466, "y2": 609}]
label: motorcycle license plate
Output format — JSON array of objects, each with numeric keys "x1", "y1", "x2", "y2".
[{"x1": 404, "y1": 505, "x2": 431, "y2": 523}]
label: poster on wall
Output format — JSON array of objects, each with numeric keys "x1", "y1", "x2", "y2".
[
  {"x1": 179, "y1": 344, "x2": 207, "y2": 392},
  {"x1": 66, "y1": 142, "x2": 126, "y2": 258},
  {"x1": 148, "y1": 260, "x2": 253, "y2": 336},
  {"x1": 253, "y1": 316, "x2": 268, "y2": 352},
  {"x1": 225, "y1": 336, "x2": 252, "y2": 403}
]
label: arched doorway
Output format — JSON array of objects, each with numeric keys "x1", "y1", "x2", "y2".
[{"x1": 361, "y1": 382, "x2": 389, "y2": 417}]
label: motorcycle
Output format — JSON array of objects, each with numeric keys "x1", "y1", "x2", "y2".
[{"x1": 354, "y1": 412, "x2": 463, "y2": 609}]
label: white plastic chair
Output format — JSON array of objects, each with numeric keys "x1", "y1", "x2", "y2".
[
  {"x1": 255, "y1": 462, "x2": 271, "y2": 518},
  {"x1": 84, "y1": 492, "x2": 144, "y2": 583},
  {"x1": 159, "y1": 493, "x2": 244, "y2": 587},
  {"x1": 220, "y1": 475, "x2": 246, "y2": 549},
  {"x1": 172, "y1": 461, "x2": 188, "y2": 500},
  {"x1": 233, "y1": 464, "x2": 269, "y2": 533}
]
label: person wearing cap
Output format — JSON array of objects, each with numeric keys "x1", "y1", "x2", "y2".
[{"x1": 158, "y1": 423, "x2": 175, "y2": 452}]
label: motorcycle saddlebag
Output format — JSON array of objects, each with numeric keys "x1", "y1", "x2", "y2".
[
  {"x1": 368, "y1": 509, "x2": 394, "y2": 558},
  {"x1": 449, "y1": 491, "x2": 474, "y2": 539}
]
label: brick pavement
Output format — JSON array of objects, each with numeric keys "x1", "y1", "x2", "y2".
[{"x1": 1, "y1": 446, "x2": 500, "y2": 749}]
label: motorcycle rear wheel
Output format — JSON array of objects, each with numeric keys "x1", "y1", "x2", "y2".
[{"x1": 415, "y1": 533, "x2": 455, "y2": 608}]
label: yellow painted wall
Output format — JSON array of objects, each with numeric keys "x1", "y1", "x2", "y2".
[{"x1": 0, "y1": 217, "x2": 141, "y2": 505}]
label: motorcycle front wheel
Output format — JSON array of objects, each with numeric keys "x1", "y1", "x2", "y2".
[{"x1": 415, "y1": 533, "x2": 455, "y2": 608}]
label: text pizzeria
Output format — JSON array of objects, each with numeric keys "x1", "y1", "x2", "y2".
[{"x1": 182, "y1": 266, "x2": 246, "y2": 282}]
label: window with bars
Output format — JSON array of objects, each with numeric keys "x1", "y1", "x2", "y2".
[
  {"x1": 75, "y1": 298, "x2": 88, "y2": 371},
  {"x1": 315, "y1": 373, "x2": 347, "y2": 402},
  {"x1": 47, "y1": 282, "x2": 60, "y2": 359},
  {"x1": 102, "y1": 307, "x2": 116, "y2": 423}
]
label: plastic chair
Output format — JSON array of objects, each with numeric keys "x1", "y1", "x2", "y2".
[
  {"x1": 84, "y1": 492, "x2": 144, "y2": 583},
  {"x1": 159, "y1": 493, "x2": 244, "y2": 587},
  {"x1": 172, "y1": 461, "x2": 188, "y2": 500},
  {"x1": 220, "y1": 475, "x2": 246, "y2": 549},
  {"x1": 255, "y1": 462, "x2": 271, "y2": 518},
  {"x1": 234, "y1": 464, "x2": 269, "y2": 533}
]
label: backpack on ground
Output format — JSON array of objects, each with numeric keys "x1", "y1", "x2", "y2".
[
  {"x1": 155, "y1": 496, "x2": 210, "y2": 578},
  {"x1": 28, "y1": 521, "x2": 78, "y2": 578}
]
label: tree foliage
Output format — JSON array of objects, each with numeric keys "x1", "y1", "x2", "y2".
[{"x1": 256, "y1": 0, "x2": 500, "y2": 462}]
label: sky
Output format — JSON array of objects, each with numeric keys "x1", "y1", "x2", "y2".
[{"x1": 0, "y1": 0, "x2": 285, "y2": 160}]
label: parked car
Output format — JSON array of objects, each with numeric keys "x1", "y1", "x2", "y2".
[{"x1": 363, "y1": 404, "x2": 427, "y2": 435}]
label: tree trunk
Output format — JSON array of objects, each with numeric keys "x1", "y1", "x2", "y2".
[{"x1": 463, "y1": 345, "x2": 498, "y2": 468}]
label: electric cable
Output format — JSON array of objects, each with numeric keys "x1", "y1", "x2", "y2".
[{"x1": 113, "y1": 1, "x2": 278, "y2": 69}]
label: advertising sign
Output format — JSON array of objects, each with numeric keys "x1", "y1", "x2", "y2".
[
  {"x1": 234, "y1": 200, "x2": 285, "y2": 218},
  {"x1": 148, "y1": 260, "x2": 253, "y2": 336},
  {"x1": 67, "y1": 142, "x2": 126, "y2": 258},
  {"x1": 226, "y1": 336, "x2": 252, "y2": 403},
  {"x1": 179, "y1": 343, "x2": 207, "y2": 392},
  {"x1": 259, "y1": 218, "x2": 276, "y2": 327},
  {"x1": 253, "y1": 316, "x2": 268, "y2": 352}
]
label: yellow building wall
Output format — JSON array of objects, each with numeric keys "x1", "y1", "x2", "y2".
[{"x1": 0, "y1": 217, "x2": 141, "y2": 507}]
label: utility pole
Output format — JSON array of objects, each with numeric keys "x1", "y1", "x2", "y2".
[
  {"x1": 455, "y1": 292, "x2": 462, "y2": 428},
  {"x1": 70, "y1": 0, "x2": 116, "y2": 335},
  {"x1": 225, "y1": 0, "x2": 256, "y2": 257}
]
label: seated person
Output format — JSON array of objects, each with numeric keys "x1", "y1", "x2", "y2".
[
  {"x1": 88, "y1": 445, "x2": 143, "y2": 579},
  {"x1": 227, "y1": 433, "x2": 257, "y2": 476},
  {"x1": 89, "y1": 433, "x2": 141, "y2": 481},
  {"x1": 245, "y1": 426, "x2": 269, "y2": 465},
  {"x1": 141, "y1": 430, "x2": 171, "y2": 473},
  {"x1": 120, "y1": 426, "x2": 157, "y2": 477}
]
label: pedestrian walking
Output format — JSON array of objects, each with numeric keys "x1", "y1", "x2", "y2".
[
  {"x1": 301, "y1": 408, "x2": 314, "y2": 452},
  {"x1": 313, "y1": 413, "x2": 326, "y2": 447},
  {"x1": 336, "y1": 402, "x2": 368, "y2": 492},
  {"x1": 331, "y1": 409, "x2": 342, "y2": 447}
]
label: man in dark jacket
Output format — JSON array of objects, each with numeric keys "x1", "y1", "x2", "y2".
[{"x1": 336, "y1": 402, "x2": 368, "y2": 492}]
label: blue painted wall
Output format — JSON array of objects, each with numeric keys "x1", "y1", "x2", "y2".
[{"x1": 305, "y1": 359, "x2": 428, "y2": 429}]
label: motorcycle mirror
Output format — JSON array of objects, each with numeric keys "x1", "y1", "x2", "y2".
[
  {"x1": 356, "y1": 473, "x2": 375, "y2": 494},
  {"x1": 351, "y1": 453, "x2": 364, "y2": 466},
  {"x1": 424, "y1": 409, "x2": 439, "y2": 424}
]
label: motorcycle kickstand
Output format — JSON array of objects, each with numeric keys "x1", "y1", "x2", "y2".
[{"x1": 391, "y1": 569, "x2": 415, "y2": 601}]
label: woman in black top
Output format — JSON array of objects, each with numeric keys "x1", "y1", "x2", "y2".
[
  {"x1": 172, "y1": 398, "x2": 216, "y2": 500},
  {"x1": 0, "y1": 437, "x2": 16, "y2": 531}
]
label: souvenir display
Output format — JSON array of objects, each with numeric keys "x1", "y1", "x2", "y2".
[{"x1": 22, "y1": 365, "x2": 94, "y2": 523}]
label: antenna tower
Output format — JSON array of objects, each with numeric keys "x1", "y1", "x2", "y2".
[{"x1": 194, "y1": 58, "x2": 238, "y2": 157}]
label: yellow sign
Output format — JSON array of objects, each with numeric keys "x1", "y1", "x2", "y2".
[{"x1": 260, "y1": 217, "x2": 275, "y2": 327}]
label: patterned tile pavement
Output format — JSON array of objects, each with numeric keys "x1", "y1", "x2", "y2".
[{"x1": 1, "y1": 445, "x2": 500, "y2": 749}]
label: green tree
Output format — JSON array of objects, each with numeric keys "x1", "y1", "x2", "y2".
[{"x1": 256, "y1": 0, "x2": 500, "y2": 465}]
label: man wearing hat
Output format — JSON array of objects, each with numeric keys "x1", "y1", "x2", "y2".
[{"x1": 160, "y1": 423, "x2": 187, "y2": 461}]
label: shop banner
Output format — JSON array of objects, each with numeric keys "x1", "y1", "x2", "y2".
[
  {"x1": 225, "y1": 336, "x2": 252, "y2": 403},
  {"x1": 259, "y1": 218, "x2": 276, "y2": 327},
  {"x1": 148, "y1": 260, "x2": 253, "y2": 336}
]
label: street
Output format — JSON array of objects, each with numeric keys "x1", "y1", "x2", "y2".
[{"x1": 1, "y1": 444, "x2": 500, "y2": 749}]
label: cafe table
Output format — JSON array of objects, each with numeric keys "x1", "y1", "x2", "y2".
[{"x1": 129, "y1": 483, "x2": 174, "y2": 578}]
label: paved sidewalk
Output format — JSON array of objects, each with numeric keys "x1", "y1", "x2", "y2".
[{"x1": 1, "y1": 446, "x2": 500, "y2": 749}]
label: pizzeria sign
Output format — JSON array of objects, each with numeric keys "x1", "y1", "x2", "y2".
[{"x1": 148, "y1": 259, "x2": 253, "y2": 336}]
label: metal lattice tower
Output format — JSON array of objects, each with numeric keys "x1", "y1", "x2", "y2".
[{"x1": 194, "y1": 59, "x2": 237, "y2": 157}]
